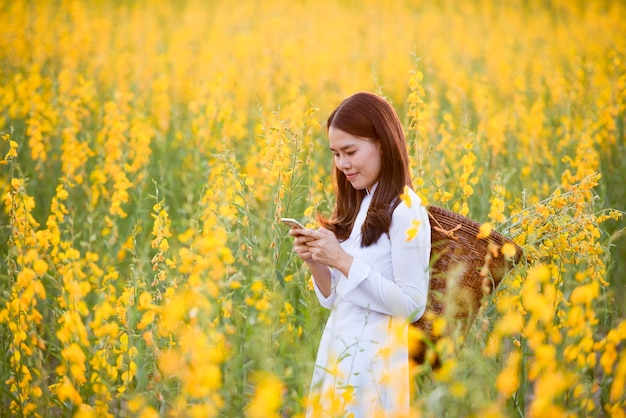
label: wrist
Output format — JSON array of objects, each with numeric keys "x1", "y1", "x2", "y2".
[{"x1": 337, "y1": 254, "x2": 354, "y2": 277}]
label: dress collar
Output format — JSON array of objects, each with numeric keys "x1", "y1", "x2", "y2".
[{"x1": 366, "y1": 182, "x2": 379, "y2": 196}]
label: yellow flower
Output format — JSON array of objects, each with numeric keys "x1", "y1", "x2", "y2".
[
  {"x1": 432, "y1": 317, "x2": 446, "y2": 337},
  {"x1": 142, "y1": 331, "x2": 154, "y2": 347},
  {"x1": 246, "y1": 373, "x2": 285, "y2": 418},
  {"x1": 570, "y1": 281, "x2": 599, "y2": 307},
  {"x1": 158, "y1": 350, "x2": 184, "y2": 377},
  {"x1": 610, "y1": 349, "x2": 626, "y2": 402},
  {"x1": 496, "y1": 351, "x2": 521, "y2": 397},
  {"x1": 433, "y1": 358, "x2": 456, "y2": 383},
  {"x1": 484, "y1": 333, "x2": 501, "y2": 358},
  {"x1": 283, "y1": 302, "x2": 294, "y2": 315},
  {"x1": 139, "y1": 406, "x2": 159, "y2": 418},
  {"x1": 137, "y1": 310, "x2": 156, "y2": 330},
  {"x1": 600, "y1": 344, "x2": 617, "y2": 375},
  {"x1": 73, "y1": 404, "x2": 97, "y2": 418},
  {"x1": 488, "y1": 197, "x2": 506, "y2": 223},
  {"x1": 476, "y1": 222, "x2": 492, "y2": 239},
  {"x1": 495, "y1": 311, "x2": 524, "y2": 336},
  {"x1": 33, "y1": 259, "x2": 48, "y2": 276},
  {"x1": 528, "y1": 264, "x2": 551, "y2": 283},
  {"x1": 501, "y1": 242, "x2": 517, "y2": 259},
  {"x1": 450, "y1": 382, "x2": 468, "y2": 398},
  {"x1": 17, "y1": 268, "x2": 36, "y2": 288},
  {"x1": 56, "y1": 376, "x2": 83, "y2": 405},
  {"x1": 405, "y1": 219, "x2": 422, "y2": 242},
  {"x1": 434, "y1": 189, "x2": 453, "y2": 203},
  {"x1": 250, "y1": 280, "x2": 264, "y2": 294},
  {"x1": 399, "y1": 185, "x2": 412, "y2": 207}
]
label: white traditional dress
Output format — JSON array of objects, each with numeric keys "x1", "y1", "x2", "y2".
[{"x1": 307, "y1": 184, "x2": 431, "y2": 418}]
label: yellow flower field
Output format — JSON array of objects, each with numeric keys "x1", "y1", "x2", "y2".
[{"x1": 1, "y1": 0, "x2": 625, "y2": 416}]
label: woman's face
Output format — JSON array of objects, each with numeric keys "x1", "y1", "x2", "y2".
[{"x1": 328, "y1": 126, "x2": 382, "y2": 191}]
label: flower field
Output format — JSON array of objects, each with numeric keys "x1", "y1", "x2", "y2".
[{"x1": 1, "y1": 0, "x2": 625, "y2": 416}]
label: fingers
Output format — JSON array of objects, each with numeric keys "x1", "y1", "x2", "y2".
[
  {"x1": 293, "y1": 242, "x2": 313, "y2": 262},
  {"x1": 288, "y1": 227, "x2": 338, "y2": 266},
  {"x1": 289, "y1": 228, "x2": 314, "y2": 238},
  {"x1": 290, "y1": 227, "x2": 332, "y2": 239},
  {"x1": 289, "y1": 229, "x2": 321, "y2": 263},
  {"x1": 294, "y1": 246, "x2": 310, "y2": 257},
  {"x1": 293, "y1": 235, "x2": 315, "y2": 246}
]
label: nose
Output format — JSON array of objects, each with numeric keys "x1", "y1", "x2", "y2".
[{"x1": 337, "y1": 155, "x2": 351, "y2": 170}]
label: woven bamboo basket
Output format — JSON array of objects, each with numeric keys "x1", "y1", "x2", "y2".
[{"x1": 411, "y1": 205, "x2": 524, "y2": 363}]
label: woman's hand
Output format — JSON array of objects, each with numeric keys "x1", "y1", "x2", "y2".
[
  {"x1": 288, "y1": 228, "x2": 334, "y2": 296},
  {"x1": 289, "y1": 228, "x2": 316, "y2": 263},
  {"x1": 294, "y1": 228, "x2": 354, "y2": 277}
]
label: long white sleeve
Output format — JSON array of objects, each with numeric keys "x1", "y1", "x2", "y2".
[{"x1": 332, "y1": 192, "x2": 430, "y2": 321}]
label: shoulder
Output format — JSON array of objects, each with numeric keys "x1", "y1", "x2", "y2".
[
  {"x1": 389, "y1": 187, "x2": 431, "y2": 241},
  {"x1": 392, "y1": 188, "x2": 426, "y2": 220},
  {"x1": 389, "y1": 188, "x2": 430, "y2": 230}
]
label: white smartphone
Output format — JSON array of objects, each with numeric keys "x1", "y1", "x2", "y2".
[{"x1": 280, "y1": 217, "x2": 305, "y2": 229}]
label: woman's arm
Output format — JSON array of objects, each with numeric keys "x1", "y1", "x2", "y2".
[
  {"x1": 302, "y1": 198, "x2": 431, "y2": 320},
  {"x1": 306, "y1": 259, "x2": 333, "y2": 298},
  {"x1": 338, "y1": 200, "x2": 431, "y2": 320}
]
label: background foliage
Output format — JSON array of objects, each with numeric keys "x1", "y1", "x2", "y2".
[{"x1": 1, "y1": 0, "x2": 625, "y2": 416}]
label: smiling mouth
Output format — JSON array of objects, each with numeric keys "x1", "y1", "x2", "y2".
[{"x1": 345, "y1": 173, "x2": 357, "y2": 180}]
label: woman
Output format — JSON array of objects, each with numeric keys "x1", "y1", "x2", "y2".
[{"x1": 289, "y1": 92, "x2": 431, "y2": 417}]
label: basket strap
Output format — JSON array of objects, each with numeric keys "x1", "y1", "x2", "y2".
[{"x1": 428, "y1": 211, "x2": 462, "y2": 242}]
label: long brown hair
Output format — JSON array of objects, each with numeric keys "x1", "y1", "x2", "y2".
[{"x1": 320, "y1": 92, "x2": 413, "y2": 247}]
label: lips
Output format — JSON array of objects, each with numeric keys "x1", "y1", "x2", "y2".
[{"x1": 345, "y1": 173, "x2": 358, "y2": 181}]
